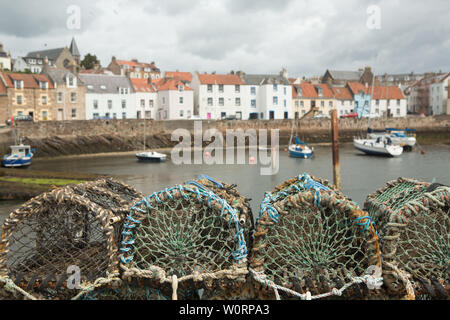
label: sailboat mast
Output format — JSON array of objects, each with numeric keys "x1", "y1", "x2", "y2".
[{"x1": 143, "y1": 110, "x2": 146, "y2": 152}]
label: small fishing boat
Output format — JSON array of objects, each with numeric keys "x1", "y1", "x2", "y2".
[
  {"x1": 289, "y1": 137, "x2": 314, "y2": 159},
  {"x1": 136, "y1": 151, "x2": 167, "y2": 162},
  {"x1": 2, "y1": 144, "x2": 35, "y2": 167},
  {"x1": 354, "y1": 137, "x2": 403, "y2": 157}
]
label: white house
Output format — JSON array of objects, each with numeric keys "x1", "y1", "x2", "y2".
[
  {"x1": 332, "y1": 86, "x2": 355, "y2": 116},
  {"x1": 153, "y1": 78, "x2": 194, "y2": 120},
  {"x1": 79, "y1": 74, "x2": 136, "y2": 120},
  {"x1": 130, "y1": 78, "x2": 157, "y2": 119},
  {"x1": 191, "y1": 73, "x2": 247, "y2": 120},
  {"x1": 0, "y1": 42, "x2": 12, "y2": 71},
  {"x1": 429, "y1": 73, "x2": 450, "y2": 115},
  {"x1": 241, "y1": 72, "x2": 292, "y2": 120},
  {"x1": 369, "y1": 86, "x2": 407, "y2": 118}
]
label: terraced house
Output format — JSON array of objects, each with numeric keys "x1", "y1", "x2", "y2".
[
  {"x1": 0, "y1": 72, "x2": 56, "y2": 123},
  {"x1": 152, "y1": 78, "x2": 194, "y2": 120},
  {"x1": 292, "y1": 83, "x2": 335, "y2": 118},
  {"x1": 332, "y1": 86, "x2": 354, "y2": 116},
  {"x1": 107, "y1": 57, "x2": 161, "y2": 80}
]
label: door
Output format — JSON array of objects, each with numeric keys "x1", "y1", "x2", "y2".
[
  {"x1": 269, "y1": 111, "x2": 275, "y2": 120},
  {"x1": 207, "y1": 113, "x2": 211, "y2": 119},
  {"x1": 57, "y1": 109, "x2": 63, "y2": 121}
]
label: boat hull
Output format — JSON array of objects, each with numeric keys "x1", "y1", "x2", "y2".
[
  {"x1": 136, "y1": 155, "x2": 166, "y2": 162},
  {"x1": 354, "y1": 140, "x2": 403, "y2": 157},
  {"x1": 2, "y1": 157, "x2": 32, "y2": 168},
  {"x1": 288, "y1": 145, "x2": 314, "y2": 159}
]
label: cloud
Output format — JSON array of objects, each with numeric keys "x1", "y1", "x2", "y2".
[{"x1": 0, "y1": 0, "x2": 449, "y2": 77}]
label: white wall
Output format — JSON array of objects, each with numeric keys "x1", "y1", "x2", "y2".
[
  {"x1": 157, "y1": 89, "x2": 194, "y2": 120},
  {"x1": 429, "y1": 77, "x2": 449, "y2": 115},
  {"x1": 259, "y1": 84, "x2": 292, "y2": 119},
  {"x1": 336, "y1": 100, "x2": 354, "y2": 116},
  {"x1": 370, "y1": 99, "x2": 407, "y2": 117},
  {"x1": 85, "y1": 92, "x2": 136, "y2": 120},
  {"x1": 134, "y1": 92, "x2": 158, "y2": 119},
  {"x1": 195, "y1": 84, "x2": 246, "y2": 120}
]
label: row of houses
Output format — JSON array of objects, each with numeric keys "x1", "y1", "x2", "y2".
[{"x1": 0, "y1": 66, "x2": 410, "y2": 123}]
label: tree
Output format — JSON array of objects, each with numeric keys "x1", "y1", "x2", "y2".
[{"x1": 81, "y1": 53, "x2": 100, "y2": 70}]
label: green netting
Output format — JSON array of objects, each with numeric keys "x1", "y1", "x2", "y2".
[
  {"x1": 119, "y1": 176, "x2": 249, "y2": 300},
  {"x1": 365, "y1": 178, "x2": 449, "y2": 299},
  {"x1": 251, "y1": 174, "x2": 381, "y2": 300}
]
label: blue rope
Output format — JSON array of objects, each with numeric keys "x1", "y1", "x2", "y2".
[
  {"x1": 353, "y1": 216, "x2": 376, "y2": 233},
  {"x1": 198, "y1": 174, "x2": 224, "y2": 188}
]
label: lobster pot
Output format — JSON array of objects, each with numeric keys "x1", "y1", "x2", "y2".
[
  {"x1": 120, "y1": 179, "x2": 249, "y2": 300},
  {"x1": 251, "y1": 174, "x2": 381, "y2": 300},
  {"x1": 0, "y1": 178, "x2": 143, "y2": 300},
  {"x1": 81, "y1": 281, "x2": 170, "y2": 301},
  {"x1": 366, "y1": 179, "x2": 449, "y2": 300}
]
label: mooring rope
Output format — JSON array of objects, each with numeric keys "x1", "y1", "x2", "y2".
[
  {"x1": 72, "y1": 274, "x2": 122, "y2": 300},
  {"x1": 0, "y1": 275, "x2": 38, "y2": 300}
]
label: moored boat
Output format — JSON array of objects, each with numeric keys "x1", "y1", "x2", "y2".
[
  {"x1": 354, "y1": 137, "x2": 403, "y2": 157},
  {"x1": 2, "y1": 144, "x2": 35, "y2": 168},
  {"x1": 368, "y1": 128, "x2": 417, "y2": 149},
  {"x1": 289, "y1": 137, "x2": 314, "y2": 159},
  {"x1": 136, "y1": 151, "x2": 167, "y2": 162}
]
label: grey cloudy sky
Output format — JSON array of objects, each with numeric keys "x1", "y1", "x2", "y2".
[{"x1": 0, "y1": 0, "x2": 449, "y2": 77}]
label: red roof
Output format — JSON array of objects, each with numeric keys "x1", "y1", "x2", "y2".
[
  {"x1": 152, "y1": 78, "x2": 193, "y2": 92},
  {"x1": 369, "y1": 86, "x2": 405, "y2": 100},
  {"x1": 197, "y1": 73, "x2": 244, "y2": 85},
  {"x1": 332, "y1": 87, "x2": 353, "y2": 100},
  {"x1": 116, "y1": 59, "x2": 159, "y2": 72},
  {"x1": 131, "y1": 78, "x2": 156, "y2": 93},
  {"x1": 315, "y1": 83, "x2": 334, "y2": 98},
  {"x1": 293, "y1": 82, "x2": 319, "y2": 98},
  {"x1": 0, "y1": 72, "x2": 54, "y2": 90},
  {"x1": 347, "y1": 82, "x2": 369, "y2": 95},
  {"x1": 165, "y1": 71, "x2": 193, "y2": 83}
]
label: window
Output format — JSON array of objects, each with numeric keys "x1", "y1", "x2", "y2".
[
  {"x1": 122, "y1": 100, "x2": 126, "y2": 108},
  {"x1": 219, "y1": 98, "x2": 224, "y2": 106},
  {"x1": 251, "y1": 87, "x2": 256, "y2": 95},
  {"x1": 236, "y1": 98, "x2": 241, "y2": 106},
  {"x1": 108, "y1": 100, "x2": 112, "y2": 109},
  {"x1": 295, "y1": 101, "x2": 299, "y2": 107},
  {"x1": 93, "y1": 113, "x2": 100, "y2": 119},
  {"x1": 187, "y1": 110, "x2": 191, "y2": 118},
  {"x1": 284, "y1": 87, "x2": 287, "y2": 95},
  {"x1": 145, "y1": 111, "x2": 151, "y2": 119},
  {"x1": 122, "y1": 112, "x2": 126, "y2": 119},
  {"x1": 58, "y1": 92, "x2": 63, "y2": 103},
  {"x1": 298, "y1": 88, "x2": 302, "y2": 97},
  {"x1": 94, "y1": 100, "x2": 98, "y2": 109},
  {"x1": 235, "y1": 85, "x2": 240, "y2": 93},
  {"x1": 179, "y1": 85, "x2": 184, "y2": 92},
  {"x1": 207, "y1": 84, "x2": 213, "y2": 93},
  {"x1": 376, "y1": 100, "x2": 380, "y2": 105},
  {"x1": 42, "y1": 96, "x2": 47, "y2": 105},
  {"x1": 101, "y1": 85, "x2": 106, "y2": 90},
  {"x1": 17, "y1": 95, "x2": 23, "y2": 105},
  {"x1": 105, "y1": 113, "x2": 110, "y2": 118},
  {"x1": 396, "y1": 109, "x2": 400, "y2": 115},
  {"x1": 273, "y1": 97, "x2": 278, "y2": 105},
  {"x1": 179, "y1": 97, "x2": 184, "y2": 104},
  {"x1": 397, "y1": 99, "x2": 400, "y2": 106},
  {"x1": 300, "y1": 101, "x2": 304, "y2": 107},
  {"x1": 14, "y1": 80, "x2": 23, "y2": 89},
  {"x1": 71, "y1": 93, "x2": 76, "y2": 102},
  {"x1": 72, "y1": 109, "x2": 76, "y2": 118},
  {"x1": 113, "y1": 113, "x2": 117, "y2": 119},
  {"x1": 180, "y1": 110, "x2": 184, "y2": 117},
  {"x1": 42, "y1": 111, "x2": 48, "y2": 120},
  {"x1": 375, "y1": 108, "x2": 379, "y2": 114},
  {"x1": 273, "y1": 84, "x2": 278, "y2": 92},
  {"x1": 251, "y1": 99, "x2": 256, "y2": 108},
  {"x1": 207, "y1": 98, "x2": 213, "y2": 106},
  {"x1": 68, "y1": 77, "x2": 74, "y2": 87},
  {"x1": 219, "y1": 84, "x2": 224, "y2": 93},
  {"x1": 149, "y1": 100, "x2": 154, "y2": 107},
  {"x1": 141, "y1": 99, "x2": 145, "y2": 107},
  {"x1": 164, "y1": 111, "x2": 168, "y2": 119},
  {"x1": 162, "y1": 97, "x2": 166, "y2": 104},
  {"x1": 284, "y1": 100, "x2": 287, "y2": 107},
  {"x1": 329, "y1": 101, "x2": 333, "y2": 107},
  {"x1": 39, "y1": 81, "x2": 48, "y2": 90},
  {"x1": 321, "y1": 101, "x2": 324, "y2": 107}
]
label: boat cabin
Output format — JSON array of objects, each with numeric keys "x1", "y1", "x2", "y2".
[{"x1": 8, "y1": 145, "x2": 32, "y2": 157}]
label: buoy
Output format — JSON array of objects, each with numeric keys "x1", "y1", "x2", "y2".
[
  {"x1": 284, "y1": 148, "x2": 288, "y2": 152},
  {"x1": 421, "y1": 150, "x2": 426, "y2": 155},
  {"x1": 205, "y1": 151, "x2": 211, "y2": 158},
  {"x1": 249, "y1": 156, "x2": 256, "y2": 164}
]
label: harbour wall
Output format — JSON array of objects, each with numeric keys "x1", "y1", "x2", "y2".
[{"x1": 0, "y1": 115, "x2": 448, "y2": 158}]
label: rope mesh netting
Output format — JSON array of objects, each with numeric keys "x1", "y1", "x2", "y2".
[
  {"x1": 365, "y1": 178, "x2": 449, "y2": 300},
  {"x1": 250, "y1": 174, "x2": 381, "y2": 300},
  {"x1": 0, "y1": 178, "x2": 143, "y2": 300},
  {"x1": 118, "y1": 176, "x2": 250, "y2": 300}
]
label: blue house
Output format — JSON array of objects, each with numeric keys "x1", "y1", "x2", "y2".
[{"x1": 347, "y1": 82, "x2": 371, "y2": 118}]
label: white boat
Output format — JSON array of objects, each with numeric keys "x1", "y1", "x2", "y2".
[
  {"x1": 354, "y1": 137, "x2": 403, "y2": 157},
  {"x1": 2, "y1": 144, "x2": 35, "y2": 167},
  {"x1": 368, "y1": 128, "x2": 416, "y2": 148},
  {"x1": 289, "y1": 138, "x2": 314, "y2": 159},
  {"x1": 136, "y1": 151, "x2": 167, "y2": 162}
]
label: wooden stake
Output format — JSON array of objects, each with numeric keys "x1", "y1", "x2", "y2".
[{"x1": 331, "y1": 109, "x2": 341, "y2": 190}]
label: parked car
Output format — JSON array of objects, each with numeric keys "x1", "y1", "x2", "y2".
[
  {"x1": 312, "y1": 114, "x2": 331, "y2": 119},
  {"x1": 5, "y1": 115, "x2": 34, "y2": 125},
  {"x1": 340, "y1": 112, "x2": 358, "y2": 119}
]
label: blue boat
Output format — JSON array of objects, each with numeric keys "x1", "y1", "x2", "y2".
[
  {"x1": 2, "y1": 145, "x2": 35, "y2": 168},
  {"x1": 289, "y1": 137, "x2": 314, "y2": 159}
]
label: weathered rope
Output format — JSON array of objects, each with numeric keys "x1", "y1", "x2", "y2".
[
  {"x1": 250, "y1": 268, "x2": 383, "y2": 300},
  {"x1": 72, "y1": 273, "x2": 122, "y2": 300},
  {"x1": 0, "y1": 275, "x2": 38, "y2": 300}
]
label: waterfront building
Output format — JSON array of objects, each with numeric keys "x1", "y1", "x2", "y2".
[
  {"x1": 107, "y1": 57, "x2": 161, "y2": 80},
  {"x1": 322, "y1": 67, "x2": 374, "y2": 86},
  {"x1": 240, "y1": 70, "x2": 292, "y2": 120},
  {"x1": 292, "y1": 82, "x2": 318, "y2": 119},
  {"x1": 16, "y1": 38, "x2": 81, "y2": 73},
  {"x1": 79, "y1": 74, "x2": 135, "y2": 120},
  {"x1": 429, "y1": 73, "x2": 450, "y2": 115},
  {"x1": 331, "y1": 86, "x2": 354, "y2": 116},
  {"x1": 43, "y1": 64, "x2": 86, "y2": 121},
  {"x1": 152, "y1": 78, "x2": 193, "y2": 120},
  {"x1": 368, "y1": 86, "x2": 407, "y2": 118},
  {"x1": 347, "y1": 82, "x2": 372, "y2": 117},
  {"x1": 191, "y1": 72, "x2": 246, "y2": 120},
  {"x1": 130, "y1": 78, "x2": 158, "y2": 119},
  {"x1": 406, "y1": 73, "x2": 449, "y2": 115},
  {"x1": 0, "y1": 72, "x2": 57, "y2": 123},
  {"x1": 0, "y1": 42, "x2": 12, "y2": 71}
]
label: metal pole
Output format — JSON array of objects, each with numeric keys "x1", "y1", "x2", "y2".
[{"x1": 331, "y1": 109, "x2": 341, "y2": 190}]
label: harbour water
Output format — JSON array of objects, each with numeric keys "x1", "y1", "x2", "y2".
[{"x1": 0, "y1": 143, "x2": 449, "y2": 222}]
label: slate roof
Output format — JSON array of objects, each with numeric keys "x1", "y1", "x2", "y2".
[
  {"x1": 45, "y1": 68, "x2": 78, "y2": 85},
  {"x1": 69, "y1": 37, "x2": 80, "y2": 57},
  {"x1": 326, "y1": 70, "x2": 363, "y2": 81},
  {"x1": 26, "y1": 48, "x2": 65, "y2": 61},
  {"x1": 242, "y1": 74, "x2": 290, "y2": 86},
  {"x1": 79, "y1": 74, "x2": 133, "y2": 94}
]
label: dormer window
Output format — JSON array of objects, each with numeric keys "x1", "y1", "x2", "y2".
[
  {"x1": 178, "y1": 85, "x2": 184, "y2": 92},
  {"x1": 87, "y1": 85, "x2": 94, "y2": 90},
  {"x1": 67, "y1": 76, "x2": 75, "y2": 87},
  {"x1": 14, "y1": 80, "x2": 23, "y2": 89},
  {"x1": 39, "y1": 81, "x2": 49, "y2": 90},
  {"x1": 101, "y1": 85, "x2": 107, "y2": 90},
  {"x1": 298, "y1": 88, "x2": 302, "y2": 97},
  {"x1": 317, "y1": 87, "x2": 323, "y2": 97}
]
